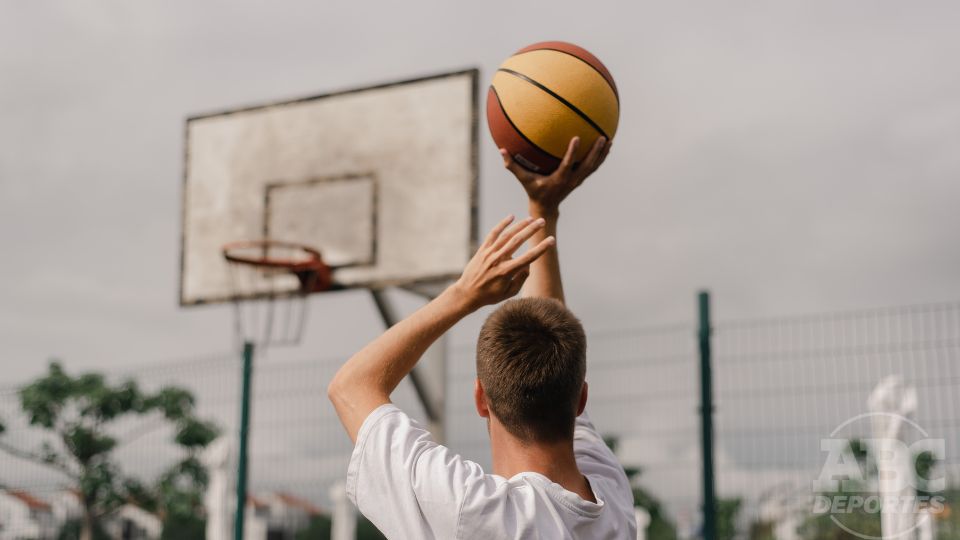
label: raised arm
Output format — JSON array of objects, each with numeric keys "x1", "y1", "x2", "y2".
[
  {"x1": 328, "y1": 215, "x2": 555, "y2": 442},
  {"x1": 500, "y1": 136, "x2": 611, "y2": 304}
]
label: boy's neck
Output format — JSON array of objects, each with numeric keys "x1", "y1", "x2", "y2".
[{"x1": 489, "y1": 420, "x2": 596, "y2": 503}]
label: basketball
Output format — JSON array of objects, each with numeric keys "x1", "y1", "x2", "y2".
[{"x1": 487, "y1": 41, "x2": 619, "y2": 174}]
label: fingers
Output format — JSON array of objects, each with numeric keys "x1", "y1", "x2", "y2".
[
  {"x1": 490, "y1": 215, "x2": 536, "y2": 252},
  {"x1": 596, "y1": 139, "x2": 612, "y2": 168},
  {"x1": 482, "y1": 214, "x2": 515, "y2": 248},
  {"x1": 570, "y1": 137, "x2": 610, "y2": 189},
  {"x1": 503, "y1": 236, "x2": 555, "y2": 273},
  {"x1": 499, "y1": 148, "x2": 520, "y2": 175},
  {"x1": 500, "y1": 149, "x2": 535, "y2": 183},
  {"x1": 492, "y1": 217, "x2": 546, "y2": 259},
  {"x1": 579, "y1": 136, "x2": 607, "y2": 173},
  {"x1": 586, "y1": 136, "x2": 607, "y2": 167},
  {"x1": 555, "y1": 137, "x2": 580, "y2": 176}
]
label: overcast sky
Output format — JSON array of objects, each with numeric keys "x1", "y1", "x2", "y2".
[{"x1": 2, "y1": 0, "x2": 959, "y2": 386}]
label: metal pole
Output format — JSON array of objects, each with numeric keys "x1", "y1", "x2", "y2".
[
  {"x1": 425, "y1": 335, "x2": 447, "y2": 443},
  {"x1": 697, "y1": 291, "x2": 717, "y2": 540},
  {"x1": 234, "y1": 341, "x2": 254, "y2": 540}
]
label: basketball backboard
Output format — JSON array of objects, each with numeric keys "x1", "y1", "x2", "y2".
[{"x1": 180, "y1": 69, "x2": 479, "y2": 306}]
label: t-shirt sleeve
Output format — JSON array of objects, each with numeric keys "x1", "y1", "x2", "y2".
[
  {"x1": 573, "y1": 411, "x2": 634, "y2": 503},
  {"x1": 346, "y1": 404, "x2": 485, "y2": 539}
]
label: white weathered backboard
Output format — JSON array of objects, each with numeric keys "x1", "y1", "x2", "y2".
[{"x1": 180, "y1": 70, "x2": 479, "y2": 305}]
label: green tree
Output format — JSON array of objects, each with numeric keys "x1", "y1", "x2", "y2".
[
  {"x1": 0, "y1": 362, "x2": 218, "y2": 540},
  {"x1": 357, "y1": 515, "x2": 388, "y2": 540},
  {"x1": 605, "y1": 436, "x2": 679, "y2": 540},
  {"x1": 293, "y1": 514, "x2": 386, "y2": 540},
  {"x1": 55, "y1": 518, "x2": 110, "y2": 540},
  {"x1": 796, "y1": 439, "x2": 891, "y2": 540},
  {"x1": 716, "y1": 497, "x2": 741, "y2": 540},
  {"x1": 934, "y1": 488, "x2": 960, "y2": 540},
  {"x1": 747, "y1": 519, "x2": 775, "y2": 540},
  {"x1": 914, "y1": 449, "x2": 937, "y2": 498},
  {"x1": 295, "y1": 514, "x2": 332, "y2": 540}
]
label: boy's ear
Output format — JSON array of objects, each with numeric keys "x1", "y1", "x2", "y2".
[
  {"x1": 474, "y1": 378, "x2": 490, "y2": 418},
  {"x1": 576, "y1": 381, "x2": 588, "y2": 416}
]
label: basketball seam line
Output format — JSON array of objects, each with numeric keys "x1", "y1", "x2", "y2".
[
  {"x1": 489, "y1": 85, "x2": 563, "y2": 168},
  {"x1": 497, "y1": 68, "x2": 610, "y2": 141},
  {"x1": 514, "y1": 48, "x2": 619, "y2": 101}
]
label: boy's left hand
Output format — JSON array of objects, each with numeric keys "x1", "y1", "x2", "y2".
[
  {"x1": 501, "y1": 136, "x2": 611, "y2": 216},
  {"x1": 452, "y1": 215, "x2": 555, "y2": 311}
]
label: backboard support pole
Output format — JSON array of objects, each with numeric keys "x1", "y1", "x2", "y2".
[{"x1": 370, "y1": 289, "x2": 446, "y2": 443}]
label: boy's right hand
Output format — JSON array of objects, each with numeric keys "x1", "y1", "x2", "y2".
[
  {"x1": 500, "y1": 136, "x2": 611, "y2": 217},
  {"x1": 451, "y1": 215, "x2": 555, "y2": 311}
]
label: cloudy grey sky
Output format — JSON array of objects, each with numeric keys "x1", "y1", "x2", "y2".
[{"x1": 2, "y1": 0, "x2": 959, "y2": 386}]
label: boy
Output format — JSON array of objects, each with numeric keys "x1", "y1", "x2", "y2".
[{"x1": 329, "y1": 136, "x2": 636, "y2": 538}]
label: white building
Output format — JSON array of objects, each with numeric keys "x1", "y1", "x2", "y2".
[
  {"x1": 0, "y1": 489, "x2": 57, "y2": 540},
  {"x1": 47, "y1": 489, "x2": 83, "y2": 529},
  {"x1": 243, "y1": 492, "x2": 327, "y2": 540},
  {"x1": 102, "y1": 504, "x2": 163, "y2": 540},
  {"x1": 3, "y1": 487, "x2": 163, "y2": 540}
]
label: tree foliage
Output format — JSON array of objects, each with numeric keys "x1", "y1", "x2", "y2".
[
  {"x1": 0, "y1": 361, "x2": 219, "y2": 540},
  {"x1": 604, "y1": 435, "x2": 680, "y2": 540},
  {"x1": 716, "y1": 497, "x2": 742, "y2": 540},
  {"x1": 293, "y1": 514, "x2": 388, "y2": 540}
]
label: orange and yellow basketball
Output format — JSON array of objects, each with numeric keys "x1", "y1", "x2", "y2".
[{"x1": 487, "y1": 41, "x2": 619, "y2": 174}]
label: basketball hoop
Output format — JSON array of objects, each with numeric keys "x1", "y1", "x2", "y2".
[{"x1": 221, "y1": 240, "x2": 335, "y2": 347}]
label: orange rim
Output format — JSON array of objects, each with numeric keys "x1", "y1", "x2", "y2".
[
  {"x1": 222, "y1": 240, "x2": 334, "y2": 292},
  {"x1": 222, "y1": 240, "x2": 323, "y2": 271}
]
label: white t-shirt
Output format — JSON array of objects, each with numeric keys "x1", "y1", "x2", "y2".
[{"x1": 346, "y1": 404, "x2": 637, "y2": 539}]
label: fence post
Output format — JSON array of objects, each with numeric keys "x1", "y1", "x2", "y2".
[
  {"x1": 698, "y1": 291, "x2": 717, "y2": 540},
  {"x1": 234, "y1": 341, "x2": 254, "y2": 540}
]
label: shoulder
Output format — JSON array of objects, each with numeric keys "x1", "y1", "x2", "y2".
[
  {"x1": 572, "y1": 413, "x2": 634, "y2": 507},
  {"x1": 458, "y1": 473, "x2": 637, "y2": 539},
  {"x1": 455, "y1": 474, "x2": 551, "y2": 538},
  {"x1": 347, "y1": 404, "x2": 497, "y2": 539}
]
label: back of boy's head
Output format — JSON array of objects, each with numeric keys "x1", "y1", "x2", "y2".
[{"x1": 476, "y1": 297, "x2": 587, "y2": 443}]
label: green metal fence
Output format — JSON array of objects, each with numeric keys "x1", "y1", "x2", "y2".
[{"x1": 1, "y1": 299, "x2": 958, "y2": 539}]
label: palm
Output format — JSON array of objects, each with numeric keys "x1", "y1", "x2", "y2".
[
  {"x1": 455, "y1": 215, "x2": 555, "y2": 309},
  {"x1": 521, "y1": 175, "x2": 576, "y2": 208},
  {"x1": 501, "y1": 136, "x2": 611, "y2": 212}
]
